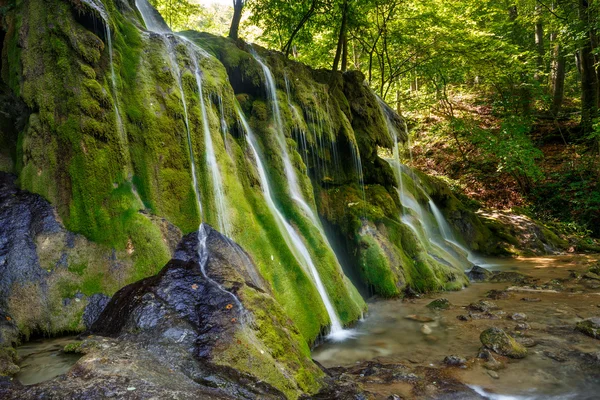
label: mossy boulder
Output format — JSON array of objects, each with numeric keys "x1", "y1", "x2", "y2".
[
  {"x1": 576, "y1": 318, "x2": 600, "y2": 340},
  {"x1": 427, "y1": 298, "x2": 451, "y2": 310},
  {"x1": 480, "y1": 327, "x2": 527, "y2": 359},
  {"x1": 0, "y1": 346, "x2": 19, "y2": 376},
  {"x1": 91, "y1": 225, "x2": 324, "y2": 398}
]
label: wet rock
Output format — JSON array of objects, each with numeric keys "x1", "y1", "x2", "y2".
[
  {"x1": 466, "y1": 265, "x2": 492, "y2": 282},
  {"x1": 478, "y1": 349, "x2": 505, "y2": 371},
  {"x1": 487, "y1": 370, "x2": 499, "y2": 379},
  {"x1": 583, "y1": 272, "x2": 600, "y2": 281},
  {"x1": 421, "y1": 324, "x2": 433, "y2": 335},
  {"x1": 508, "y1": 313, "x2": 527, "y2": 321},
  {"x1": 480, "y1": 327, "x2": 527, "y2": 358},
  {"x1": 426, "y1": 298, "x2": 451, "y2": 310},
  {"x1": 514, "y1": 337, "x2": 537, "y2": 348},
  {"x1": 82, "y1": 293, "x2": 110, "y2": 330},
  {"x1": 404, "y1": 315, "x2": 435, "y2": 323},
  {"x1": 443, "y1": 355, "x2": 467, "y2": 366},
  {"x1": 576, "y1": 317, "x2": 600, "y2": 339},
  {"x1": 489, "y1": 271, "x2": 532, "y2": 285},
  {"x1": 543, "y1": 351, "x2": 568, "y2": 362},
  {"x1": 515, "y1": 322, "x2": 530, "y2": 331},
  {"x1": 457, "y1": 314, "x2": 472, "y2": 321},
  {"x1": 0, "y1": 346, "x2": 19, "y2": 375},
  {"x1": 521, "y1": 297, "x2": 541, "y2": 302},
  {"x1": 469, "y1": 312, "x2": 501, "y2": 320},
  {"x1": 0, "y1": 173, "x2": 59, "y2": 308},
  {"x1": 468, "y1": 300, "x2": 500, "y2": 313},
  {"x1": 486, "y1": 290, "x2": 510, "y2": 300}
]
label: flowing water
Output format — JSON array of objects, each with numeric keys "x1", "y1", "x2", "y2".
[
  {"x1": 15, "y1": 337, "x2": 82, "y2": 386},
  {"x1": 238, "y1": 107, "x2": 354, "y2": 341},
  {"x1": 314, "y1": 254, "x2": 600, "y2": 399},
  {"x1": 136, "y1": 0, "x2": 240, "y2": 310},
  {"x1": 188, "y1": 48, "x2": 230, "y2": 235}
]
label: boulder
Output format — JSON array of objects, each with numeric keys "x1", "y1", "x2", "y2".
[
  {"x1": 426, "y1": 298, "x2": 451, "y2": 310},
  {"x1": 480, "y1": 327, "x2": 527, "y2": 359},
  {"x1": 466, "y1": 265, "x2": 492, "y2": 282},
  {"x1": 576, "y1": 318, "x2": 600, "y2": 339},
  {"x1": 82, "y1": 294, "x2": 109, "y2": 330},
  {"x1": 443, "y1": 355, "x2": 467, "y2": 366},
  {"x1": 468, "y1": 300, "x2": 500, "y2": 313},
  {"x1": 3, "y1": 226, "x2": 324, "y2": 399}
]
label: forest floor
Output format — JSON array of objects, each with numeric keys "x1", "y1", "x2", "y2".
[{"x1": 404, "y1": 92, "x2": 600, "y2": 249}]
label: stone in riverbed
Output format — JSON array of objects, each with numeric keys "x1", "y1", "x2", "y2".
[
  {"x1": 487, "y1": 370, "x2": 499, "y2": 379},
  {"x1": 508, "y1": 313, "x2": 527, "y2": 321},
  {"x1": 515, "y1": 322, "x2": 530, "y2": 331},
  {"x1": 443, "y1": 355, "x2": 467, "y2": 366},
  {"x1": 426, "y1": 298, "x2": 451, "y2": 310},
  {"x1": 521, "y1": 297, "x2": 541, "y2": 302},
  {"x1": 490, "y1": 271, "x2": 532, "y2": 284},
  {"x1": 487, "y1": 290, "x2": 510, "y2": 300},
  {"x1": 466, "y1": 265, "x2": 492, "y2": 282},
  {"x1": 404, "y1": 315, "x2": 435, "y2": 323},
  {"x1": 583, "y1": 272, "x2": 600, "y2": 281},
  {"x1": 480, "y1": 327, "x2": 527, "y2": 359},
  {"x1": 576, "y1": 317, "x2": 600, "y2": 339},
  {"x1": 468, "y1": 300, "x2": 500, "y2": 313}
]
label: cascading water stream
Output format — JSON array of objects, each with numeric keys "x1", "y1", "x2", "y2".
[
  {"x1": 187, "y1": 49, "x2": 230, "y2": 236},
  {"x1": 379, "y1": 98, "x2": 471, "y2": 268},
  {"x1": 250, "y1": 50, "x2": 317, "y2": 220},
  {"x1": 237, "y1": 107, "x2": 353, "y2": 341},
  {"x1": 136, "y1": 0, "x2": 241, "y2": 310}
]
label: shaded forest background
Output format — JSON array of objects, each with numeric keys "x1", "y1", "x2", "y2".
[{"x1": 151, "y1": 0, "x2": 600, "y2": 242}]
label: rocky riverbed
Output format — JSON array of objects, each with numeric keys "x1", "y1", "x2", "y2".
[{"x1": 314, "y1": 254, "x2": 600, "y2": 399}]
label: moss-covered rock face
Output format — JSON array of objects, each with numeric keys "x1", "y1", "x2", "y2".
[{"x1": 0, "y1": 0, "x2": 542, "y2": 360}]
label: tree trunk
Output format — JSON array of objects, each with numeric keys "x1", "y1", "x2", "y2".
[
  {"x1": 341, "y1": 35, "x2": 348, "y2": 71},
  {"x1": 534, "y1": 5, "x2": 544, "y2": 81},
  {"x1": 228, "y1": 0, "x2": 244, "y2": 40},
  {"x1": 578, "y1": 0, "x2": 599, "y2": 133},
  {"x1": 550, "y1": 41, "x2": 566, "y2": 117},
  {"x1": 282, "y1": 0, "x2": 317, "y2": 57},
  {"x1": 332, "y1": 0, "x2": 348, "y2": 72}
]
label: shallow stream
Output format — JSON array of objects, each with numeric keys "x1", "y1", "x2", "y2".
[
  {"x1": 15, "y1": 336, "x2": 82, "y2": 386},
  {"x1": 314, "y1": 255, "x2": 600, "y2": 399}
]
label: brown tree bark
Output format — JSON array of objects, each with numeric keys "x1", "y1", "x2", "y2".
[
  {"x1": 550, "y1": 39, "x2": 566, "y2": 117},
  {"x1": 578, "y1": 0, "x2": 599, "y2": 133},
  {"x1": 332, "y1": 0, "x2": 348, "y2": 72},
  {"x1": 228, "y1": 0, "x2": 245, "y2": 40}
]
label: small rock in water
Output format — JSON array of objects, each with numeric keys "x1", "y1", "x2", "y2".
[
  {"x1": 467, "y1": 265, "x2": 493, "y2": 282},
  {"x1": 576, "y1": 317, "x2": 600, "y2": 339},
  {"x1": 521, "y1": 297, "x2": 541, "y2": 302},
  {"x1": 387, "y1": 396, "x2": 402, "y2": 400},
  {"x1": 487, "y1": 370, "x2": 499, "y2": 379},
  {"x1": 480, "y1": 327, "x2": 527, "y2": 358},
  {"x1": 457, "y1": 314, "x2": 472, "y2": 321},
  {"x1": 508, "y1": 313, "x2": 528, "y2": 321},
  {"x1": 487, "y1": 290, "x2": 510, "y2": 300},
  {"x1": 583, "y1": 272, "x2": 600, "y2": 281},
  {"x1": 515, "y1": 322, "x2": 530, "y2": 331},
  {"x1": 426, "y1": 298, "x2": 451, "y2": 310},
  {"x1": 515, "y1": 337, "x2": 537, "y2": 348},
  {"x1": 405, "y1": 314, "x2": 435, "y2": 323},
  {"x1": 468, "y1": 300, "x2": 500, "y2": 313},
  {"x1": 443, "y1": 355, "x2": 466, "y2": 366},
  {"x1": 421, "y1": 324, "x2": 433, "y2": 335},
  {"x1": 543, "y1": 350, "x2": 568, "y2": 362}
]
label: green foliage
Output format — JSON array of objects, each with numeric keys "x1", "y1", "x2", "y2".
[
  {"x1": 149, "y1": 0, "x2": 200, "y2": 30},
  {"x1": 470, "y1": 115, "x2": 543, "y2": 185}
]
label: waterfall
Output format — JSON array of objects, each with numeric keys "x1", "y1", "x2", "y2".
[
  {"x1": 135, "y1": 0, "x2": 242, "y2": 309},
  {"x1": 379, "y1": 98, "x2": 471, "y2": 269},
  {"x1": 81, "y1": 0, "x2": 126, "y2": 144},
  {"x1": 250, "y1": 50, "x2": 316, "y2": 220},
  {"x1": 187, "y1": 49, "x2": 230, "y2": 236},
  {"x1": 237, "y1": 107, "x2": 354, "y2": 341}
]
